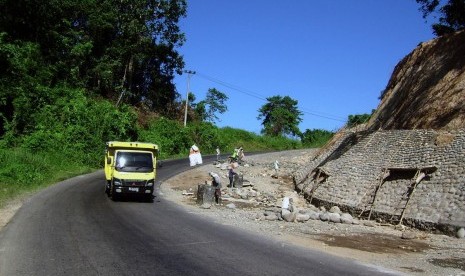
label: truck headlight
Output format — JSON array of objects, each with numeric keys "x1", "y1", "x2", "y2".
[
  {"x1": 114, "y1": 179, "x2": 122, "y2": 186},
  {"x1": 146, "y1": 180, "x2": 154, "y2": 187}
]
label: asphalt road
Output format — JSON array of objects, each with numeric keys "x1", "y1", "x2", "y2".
[{"x1": 0, "y1": 156, "x2": 399, "y2": 276}]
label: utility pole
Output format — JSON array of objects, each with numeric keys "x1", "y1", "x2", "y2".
[{"x1": 183, "y1": 70, "x2": 196, "y2": 127}]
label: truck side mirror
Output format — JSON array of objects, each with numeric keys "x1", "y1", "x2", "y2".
[
  {"x1": 107, "y1": 157, "x2": 112, "y2": 164},
  {"x1": 157, "y1": 160, "x2": 163, "y2": 168}
]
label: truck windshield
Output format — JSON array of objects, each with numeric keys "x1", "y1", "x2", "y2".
[{"x1": 115, "y1": 151, "x2": 154, "y2": 172}]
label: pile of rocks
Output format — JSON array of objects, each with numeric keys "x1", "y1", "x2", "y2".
[
  {"x1": 256, "y1": 204, "x2": 356, "y2": 225},
  {"x1": 221, "y1": 187, "x2": 276, "y2": 206}
]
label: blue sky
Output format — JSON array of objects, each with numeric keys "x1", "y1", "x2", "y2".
[{"x1": 173, "y1": 1, "x2": 436, "y2": 133}]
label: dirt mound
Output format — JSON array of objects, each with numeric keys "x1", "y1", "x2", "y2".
[{"x1": 367, "y1": 30, "x2": 465, "y2": 130}]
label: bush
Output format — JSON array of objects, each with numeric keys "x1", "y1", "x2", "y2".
[
  {"x1": 138, "y1": 117, "x2": 191, "y2": 159},
  {"x1": 12, "y1": 87, "x2": 138, "y2": 167},
  {"x1": 186, "y1": 122, "x2": 221, "y2": 153},
  {"x1": 300, "y1": 129, "x2": 334, "y2": 148},
  {"x1": 217, "y1": 126, "x2": 302, "y2": 154}
]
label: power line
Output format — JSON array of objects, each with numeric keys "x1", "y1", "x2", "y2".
[
  {"x1": 193, "y1": 71, "x2": 347, "y2": 123},
  {"x1": 300, "y1": 108, "x2": 346, "y2": 122},
  {"x1": 195, "y1": 72, "x2": 267, "y2": 101}
]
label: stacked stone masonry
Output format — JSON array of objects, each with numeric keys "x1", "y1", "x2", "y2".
[{"x1": 293, "y1": 129, "x2": 465, "y2": 234}]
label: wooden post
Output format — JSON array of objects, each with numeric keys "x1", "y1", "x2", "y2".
[
  {"x1": 367, "y1": 169, "x2": 389, "y2": 220},
  {"x1": 398, "y1": 169, "x2": 425, "y2": 225}
]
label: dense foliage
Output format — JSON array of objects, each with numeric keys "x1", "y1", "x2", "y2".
[
  {"x1": 0, "y1": 0, "x2": 187, "y2": 122},
  {"x1": 417, "y1": 0, "x2": 465, "y2": 36},
  {"x1": 257, "y1": 95, "x2": 303, "y2": 137},
  {"x1": 0, "y1": 0, "x2": 333, "y2": 206},
  {"x1": 300, "y1": 129, "x2": 334, "y2": 148},
  {"x1": 347, "y1": 111, "x2": 373, "y2": 128},
  {"x1": 1, "y1": 87, "x2": 138, "y2": 166},
  {"x1": 0, "y1": 112, "x2": 313, "y2": 206}
]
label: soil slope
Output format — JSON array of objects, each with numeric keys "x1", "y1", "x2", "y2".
[{"x1": 367, "y1": 30, "x2": 465, "y2": 130}]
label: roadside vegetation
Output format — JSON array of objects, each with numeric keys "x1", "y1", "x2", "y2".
[
  {"x1": 0, "y1": 81, "x2": 335, "y2": 207},
  {"x1": 0, "y1": 107, "x2": 333, "y2": 207},
  {"x1": 0, "y1": 0, "x2": 339, "y2": 207},
  {"x1": 0, "y1": 148, "x2": 93, "y2": 207}
]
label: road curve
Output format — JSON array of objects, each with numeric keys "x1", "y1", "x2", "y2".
[{"x1": 0, "y1": 156, "x2": 398, "y2": 276}]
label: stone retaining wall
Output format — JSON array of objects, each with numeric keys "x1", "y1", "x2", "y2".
[{"x1": 293, "y1": 129, "x2": 465, "y2": 234}]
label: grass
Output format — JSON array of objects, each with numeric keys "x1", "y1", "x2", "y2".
[{"x1": 0, "y1": 148, "x2": 94, "y2": 208}]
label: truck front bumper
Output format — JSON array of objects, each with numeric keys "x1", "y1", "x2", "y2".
[{"x1": 114, "y1": 186, "x2": 153, "y2": 195}]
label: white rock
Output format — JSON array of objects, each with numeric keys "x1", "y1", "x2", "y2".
[
  {"x1": 308, "y1": 211, "x2": 320, "y2": 220},
  {"x1": 296, "y1": 213, "x2": 310, "y2": 222},
  {"x1": 201, "y1": 203, "x2": 211, "y2": 209},
  {"x1": 247, "y1": 190, "x2": 258, "y2": 197},
  {"x1": 329, "y1": 212, "x2": 341, "y2": 223},
  {"x1": 457, "y1": 228, "x2": 465, "y2": 239},
  {"x1": 363, "y1": 220, "x2": 376, "y2": 227},
  {"x1": 402, "y1": 231, "x2": 417, "y2": 240},
  {"x1": 265, "y1": 214, "x2": 279, "y2": 221},
  {"x1": 282, "y1": 209, "x2": 296, "y2": 222},
  {"x1": 319, "y1": 212, "x2": 329, "y2": 221},
  {"x1": 340, "y1": 213, "x2": 353, "y2": 224},
  {"x1": 282, "y1": 209, "x2": 291, "y2": 216},
  {"x1": 329, "y1": 206, "x2": 341, "y2": 214}
]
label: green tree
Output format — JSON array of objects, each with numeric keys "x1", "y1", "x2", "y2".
[
  {"x1": 0, "y1": 0, "x2": 187, "y2": 115},
  {"x1": 0, "y1": 33, "x2": 53, "y2": 137},
  {"x1": 192, "y1": 101, "x2": 207, "y2": 122},
  {"x1": 417, "y1": 0, "x2": 465, "y2": 36},
  {"x1": 300, "y1": 129, "x2": 334, "y2": 147},
  {"x1": 257, "y1": 95, "x2": 302, "y2": 137},
  {"x1": 347, "y1": 112, "x2": 373, "y2": 128},
  {"x1": 194, "y1": 88, "x2": 228, "y2": 123}
]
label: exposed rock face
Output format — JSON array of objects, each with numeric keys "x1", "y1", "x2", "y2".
[
  {"x1": 294, "y1": 31, "x2": 465, "y2": 235},
  {"x1": 367, "y1": 30, "x2": 465, "y2": 130}
]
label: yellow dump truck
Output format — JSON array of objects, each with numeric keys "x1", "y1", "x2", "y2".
[{"x1": 104, "y1": 141, "x2": 159, "y2": 201}]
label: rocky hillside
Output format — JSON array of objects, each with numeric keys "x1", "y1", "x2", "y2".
[
  {"x1": 367, "y1": 30, "x2": 465, "y2": 130},
  {"x1": 293, "y1": 30, "x2": 465, "y2": 235}
]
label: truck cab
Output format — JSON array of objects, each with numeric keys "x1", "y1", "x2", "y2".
[{"x1": 104, "y1": 141, "x2": 159, "y2": 202}]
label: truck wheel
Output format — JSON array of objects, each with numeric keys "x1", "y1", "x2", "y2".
[
  {"x1": 145, "y1": 194, "x2": 154, "y2": 203},
  {"x1": 110, "y1": 192, "x2": 119, "y2": 201},
  {"x1": 105, "y1": 181, "x2": 110, "y2": 196},
  {"x1": 109, "y1": 183, "x2": 119, "y2": 201}
]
